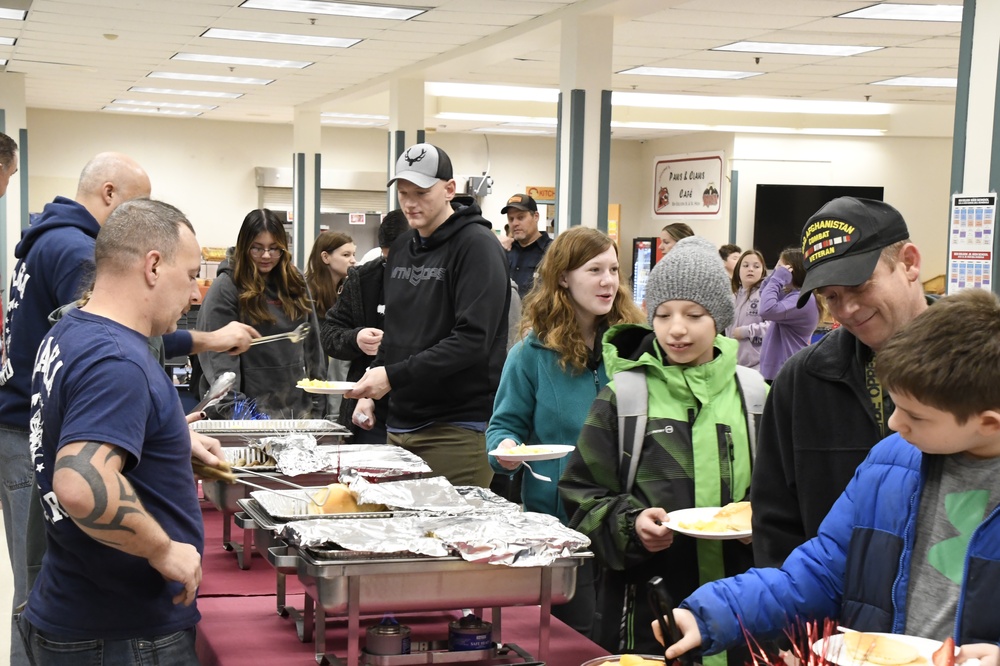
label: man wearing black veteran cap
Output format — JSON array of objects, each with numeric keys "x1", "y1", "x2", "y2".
[
  {"x1": 501, "y1": 193, "x2": 552, "y2": 298},
  {"x1": 751, "y1": 197, "x2": 932, "y2": 568},
  {"x1": 347, "y1": 143, "x2": 510, "y2": 488}
]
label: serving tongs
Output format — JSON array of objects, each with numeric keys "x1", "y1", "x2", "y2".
[
  {"x1": 189, "y1": 371, "x2": 236, "y2": 416},
  {"x1": 249, "y1": 322, "x2": 310, "y2": 347},
  {"x1": 649, "y1": 576, "x2": 693, "y2": 666},
  {"x1": 231, "y1": 465, "x2": 331, "y2": 508}
]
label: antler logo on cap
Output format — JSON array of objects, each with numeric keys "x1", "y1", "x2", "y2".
[{"x1": 404, "y1": 147, "x2": 427, "y2": 166}]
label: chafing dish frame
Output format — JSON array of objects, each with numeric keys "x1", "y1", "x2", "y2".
[{"x1": 281, "y1": 543, "x2": 590, "y2": 666}]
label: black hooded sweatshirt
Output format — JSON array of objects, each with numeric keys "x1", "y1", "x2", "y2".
[{"x1": 378, "y1": 203, "x2": 510, "y2": 429}]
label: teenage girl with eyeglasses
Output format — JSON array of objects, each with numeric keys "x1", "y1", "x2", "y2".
[{"x1": 196, "y1": 208, "x2": 327, "y2": 418}]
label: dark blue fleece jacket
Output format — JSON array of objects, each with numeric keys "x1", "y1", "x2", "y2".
[{"x1": 0, "y1": 197, "x2": 100, "y2": 428}]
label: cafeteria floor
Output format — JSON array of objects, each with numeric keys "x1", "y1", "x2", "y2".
[{"x1": 195, "y1": 492, "x2": 611, "y2": 665}]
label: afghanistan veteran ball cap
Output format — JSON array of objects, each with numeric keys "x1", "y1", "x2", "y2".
[
  {"x1": 500, "y1": 193, "x2": 538, "y2": 215},
  {"x1": 387, "y1": 143, "x2": 454, "y2": 188},
  {"x1": 797, "y1": 197, "x2": 910, "y2": 308}
]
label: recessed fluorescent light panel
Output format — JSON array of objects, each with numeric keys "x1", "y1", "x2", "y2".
[
  {"x1": 172, "y1": 53, "x2": 313, "y2": 69},
  {"x1": 103, "y1": 106, "x2": 202, "y2": 118},
  {"x1": 713, "y1": 42, "x2": 882, "y2": 57},
  {"x1": 203, "y1": 28, "x2": 360, "y2": 48},
  {"x1": 619, "y1": 66, "x2": 761, "y2": 80},
  {"x1": 873, "y1": 76, "x2": 957, "y2": 87},
  {"x1": 114, "y1": 99, "x2": 218, "y2": 110},
  {"x1": 475, "y1": 127, "x2": 552, "y2": 135},
  {"x1": 839, "y1": 4, "x2": 962, "y2": 22},
  {"x1": 427, "y1": 82, "x2": 559, "y2": 103},
  {"x1": 611, "y1": 91, "x2": 891, "y2": 115},
  {"x1": 129, "y1": 86, "x2": 243, "y2": 99},
  {"x1": 149, "y1": 71, "x2": 273, "y2": 85},
  {"x1": 0, "y1": 8, "x2": 27, "y2": 20},
  {"x1": 321, "y1": 112, "x2": 389, "y2": 120},
  {"x1": 0, "y1": 36, "x2": 15, "y2": 46},
  {"x1": 240, "y1": 0, "x2": 425, "y2": 20}
]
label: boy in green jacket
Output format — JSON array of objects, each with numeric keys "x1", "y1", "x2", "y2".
[{"x1": 560, "y1": 236, "x2": 764, "y2": 662}]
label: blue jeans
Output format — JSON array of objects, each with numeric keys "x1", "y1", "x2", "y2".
[
  {"x1": 18, "y1": 617, "x2": 198, "y2": 666},
  {"x1": 0, "y1": 424, "x2": 33, "y2": 666}
]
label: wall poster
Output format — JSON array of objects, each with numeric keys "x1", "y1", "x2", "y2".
[
  {"x1": 652, "y1": 151, "x2": 724, "y2": 219},
  {"x1": 948, "y1": 194, "x2": 996, "y2": 294}
]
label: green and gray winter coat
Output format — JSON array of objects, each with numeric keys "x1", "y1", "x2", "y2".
[{"x1": 559, "y1": 323, "x2": 759, "y2": 660}]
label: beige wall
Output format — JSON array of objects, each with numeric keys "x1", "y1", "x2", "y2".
[{"x1": 22, "y1": 109, "x2": 952, "y2": 282}]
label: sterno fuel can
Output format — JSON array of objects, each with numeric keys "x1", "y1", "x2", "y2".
[
  {"x1": 365, "y1": 621, "x2": 411, "y2": 655},
  {"x1": 448, "y1": 614, "x2": 493, "y2": 651}
]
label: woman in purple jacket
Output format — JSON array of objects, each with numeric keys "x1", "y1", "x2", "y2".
[{"x1": 758, "y1": 246, "x2": 820, "y2": 381}]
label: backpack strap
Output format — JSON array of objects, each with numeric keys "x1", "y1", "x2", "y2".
[
  {"x1": 615, "y1": 368, "x2": 648, "y2": 494},
  {"x1": 734, "y1": 365, "x2": 767, "y2": 462}
]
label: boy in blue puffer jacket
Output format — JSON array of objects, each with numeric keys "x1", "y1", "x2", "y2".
[{"x1": 656, "y1": 288, "x2": 1000, "y2": 666}]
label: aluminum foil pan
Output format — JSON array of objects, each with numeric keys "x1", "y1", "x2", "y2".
[
  {"x1": 282, "y1": 511, "x2": 590, "y2": 566},
  {"x1": 189, "y1": 419, "x2": 350, "y2": 445},
  {"x1": 249, "y1": 488, "x2": 399, "y2": 521},
  {"x1": 324, "y1": 445, "x2": 430, "y2": 479},
  {"x1": 349, "y1": 476, "x2": 472, "y2": 513},
  {"x1": 223, "y1": 446, "x2": 276, "y2": 471}
]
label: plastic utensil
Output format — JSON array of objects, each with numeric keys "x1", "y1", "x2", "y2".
[
  {"x1": 648, "y1": 575, "x2": 691, "y2": 666},
  {"x1": 521, "y1": 461, "x2": 551, "y2": 482}
]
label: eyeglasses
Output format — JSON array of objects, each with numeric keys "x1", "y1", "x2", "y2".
[{"x1": 249, "y1": 245, "x2": 284, "y2": 258}]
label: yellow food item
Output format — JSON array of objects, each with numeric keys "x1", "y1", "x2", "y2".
[
  {"x1": 843, "y1": 633, "x2": 920, "y2": 666},
  {"x1": 298, "y1": 379, "x2": 337, "y2": 388},
  {"x1": 594, "y1": 657, "x2": 664, "y2": 666},
  {"x1": 307, "y1": 483, "x2": 359, "y2": 515},
  {"x1": 507, "y1": 445, "x2": 550, "y2": 455},
  {"x1": 679, "y1": 502, "x2": 752, "y2": 533}
]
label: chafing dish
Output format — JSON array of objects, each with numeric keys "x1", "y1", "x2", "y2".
[
  {"x1": 206, "y1": 443, "x2": 431, "y2": 568},
  {"x1": 190, "y1": 418, "x2": 351, "y2": 445}
]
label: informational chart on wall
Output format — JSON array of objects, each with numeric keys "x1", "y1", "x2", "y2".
[
  {"x1": 652, "y1": 151, "x2": 724, "y2": 219},
  {"x1": 948, "y1": 193, "x2": 996, "y2": 294}
]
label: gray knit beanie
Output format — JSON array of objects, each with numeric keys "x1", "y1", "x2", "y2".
[{"x1": 645, "y1": 236, "x2": 734, "y2": 332}]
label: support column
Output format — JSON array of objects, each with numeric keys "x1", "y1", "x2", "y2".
[
  {"x1": 293, "y1": 105, "x2": 322, "y2": 269},
  {"x1": 948, "y1": 0, "x2": 1000, "y2": 295},
  {"x1": 951, "y1": 0, "x2": 1000, "y2": 195},
  {"x1": 556, "y1": 15, "x2": 613, "y2": 232},
  {"x1": 0, "y1": 73, "x2": 27, "y2": 299},
  {"x1": 387, "y1": 77, "x2": 425, "y2": 211}
]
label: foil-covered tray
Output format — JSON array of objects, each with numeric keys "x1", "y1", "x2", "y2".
[
  {"x1": 248, "y1": 488, "x2": 407, "y2": 521},
  {"x1": 189, "y1": 419, "x2": 350, "y2": 445},
  {"x1": 281, "y1": 510, "x2": 590, "y2": 567}
]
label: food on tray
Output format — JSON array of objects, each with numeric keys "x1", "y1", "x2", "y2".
[
  {"x1": 234, "y1": 454, "x2": 277, "y2": 468},
  {"x1": 678, "y1": 501, "x2": 752, "y2": 533},
  {"x1": 593, "y1": 656, "x2": 665, "y2": 666},
  {"x1": 308, "y1": 483, "x2": 359, "y2": 515},
  {"x1": 842, "y1": 632, "x2": 921, "y2": 665}
]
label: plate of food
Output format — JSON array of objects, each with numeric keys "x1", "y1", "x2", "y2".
[
  {"x1": 489, "y1": 444, "x2": 576, "y2": 462},
  {"x1": 666, "y1": 502, "x2": 752, "y2": 540},
  {"x1": 812, "y1": 631, "x2": 953, "y2": 666},
  {"x1": 580, "y1": 655, "x2": 666, "y2": 666},
  {"x1": 296, "y1": 379, "x2": 356, "y2": 395}
]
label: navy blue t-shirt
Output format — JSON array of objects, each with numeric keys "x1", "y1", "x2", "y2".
[{"x1": 24, "y1": 309, "x2": 203, "y2": 639}]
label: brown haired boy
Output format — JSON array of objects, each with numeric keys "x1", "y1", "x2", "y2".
[{"x1": 654, "y1": 288, "x2": 1000, "y2": 666}]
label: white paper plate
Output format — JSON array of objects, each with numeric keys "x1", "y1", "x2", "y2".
[
  {"x1": 813, "y1": 633, "x2": 949, "y2": 666},
  {"x1": 489, "y1": 445, "x2": 575, "y2": 462},
  {"x1": 296, "y1": 381, "x2": 356, "y2": 395},
  {"x1": 665, "y1": 507, "x2": 752, "y2": 540}
]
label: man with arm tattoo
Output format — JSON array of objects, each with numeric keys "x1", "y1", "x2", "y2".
[{"x1": 18, "y1": 199, "x2": 207, "y2": 664}]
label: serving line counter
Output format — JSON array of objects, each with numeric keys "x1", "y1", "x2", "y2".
[{"x1": 235, "y1": 492, "x2": 593, "y2": 666}]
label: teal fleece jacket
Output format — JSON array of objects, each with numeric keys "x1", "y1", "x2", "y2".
[{"x1": 486, "y1": 331, "x2": 607, "y2": 524}]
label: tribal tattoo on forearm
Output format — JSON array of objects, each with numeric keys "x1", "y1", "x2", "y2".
[{"x1": 54, "y1": 442, "x2": 144, "y2": 545}]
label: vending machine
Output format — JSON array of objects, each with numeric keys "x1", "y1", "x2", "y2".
[{"x1": 631, "y1": 237, "x2": 664, "y2": 306}]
